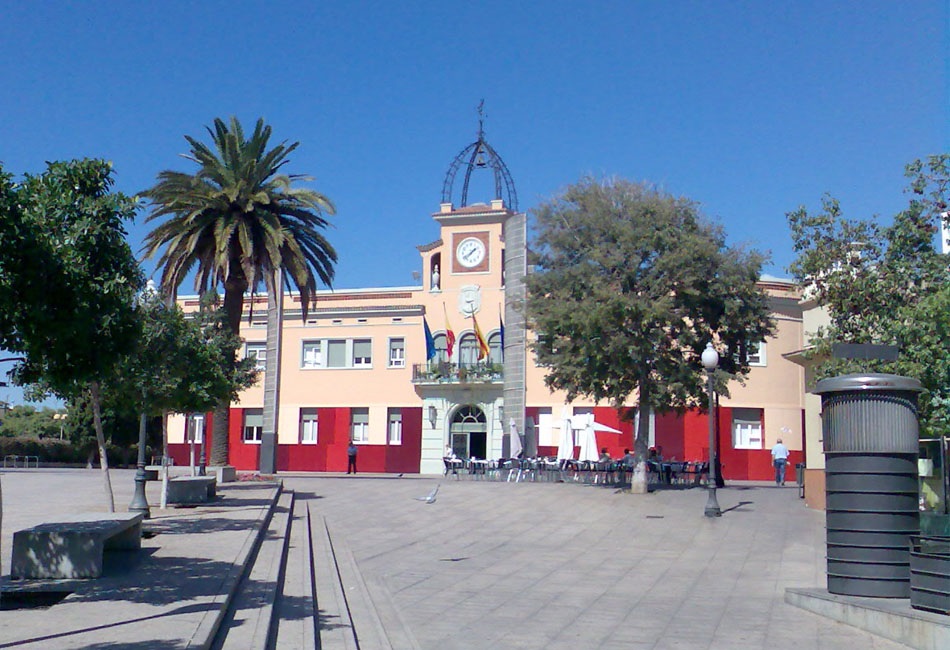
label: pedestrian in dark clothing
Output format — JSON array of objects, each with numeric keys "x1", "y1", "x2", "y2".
[{"x1": 347, "y1": 441, "x2": 358, "y2": 474}]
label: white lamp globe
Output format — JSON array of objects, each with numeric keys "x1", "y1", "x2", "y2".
[{"x1": 701, "y1": 342, "x2": 719, "y2": 371}]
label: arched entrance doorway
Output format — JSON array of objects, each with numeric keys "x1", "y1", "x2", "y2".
[{"x1": 450, "y1": 405, "x2": 487, "y2": 460}]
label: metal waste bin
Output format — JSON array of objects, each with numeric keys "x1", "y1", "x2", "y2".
[{"x1": 813, "y1": 373, "x2": 922, "y2": 598}]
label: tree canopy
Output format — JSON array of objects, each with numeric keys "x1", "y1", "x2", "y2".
[
  {"x1": 526, "y1": 177, "x2": 774, "y2": 465},
  {"x1": 788, "y1": 154, "x2": 950, "y2": 435},
  {"x1": 141, "y1": 116, "x2": 337, "y2": 466},
  {"x1": 0, "y1": 158, "x2": 144, "y2": 511}
]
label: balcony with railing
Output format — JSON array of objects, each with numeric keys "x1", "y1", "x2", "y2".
[{"x1": 411, "y1": 362, "x2": 504, "y2": 385}]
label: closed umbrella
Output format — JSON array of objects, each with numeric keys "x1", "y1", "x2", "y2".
[
  {"x1": 509, "y1": 418, "x2": 523, "y2": 458},
  {"x1": 579, "y1": 414, "x2": 599, "y2": 462},
  {"x1": 557, "y1": 407, "x2": 575, "y2": 461}
]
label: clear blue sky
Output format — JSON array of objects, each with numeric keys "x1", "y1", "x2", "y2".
[{"x1": 0, "y1": 1, "x2": 946, "y2": 401}]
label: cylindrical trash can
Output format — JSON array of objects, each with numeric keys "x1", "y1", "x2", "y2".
[{"x1": 813, "y1": 373, "x2": 923, "y2": 598}]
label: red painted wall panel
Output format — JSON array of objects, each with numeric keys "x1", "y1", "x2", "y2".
[
  {"x1": 385, "y1": 408, "x2": 422, "y2": 473},
  {"x1": 229, "y1": 408, "x2": 259, "y2": 471}
]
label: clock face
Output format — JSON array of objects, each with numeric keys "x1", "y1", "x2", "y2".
[{"x1": 456, "y1": 237, "x2": 486, "y2": 269}]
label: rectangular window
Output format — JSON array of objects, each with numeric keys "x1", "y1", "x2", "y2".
[
  {"x1": 388, "y1": 408, "x2": 402, "y2": 445},
  {"x1": 302, "y1": 341, "x2": 322, "y2": 368},
  {"x1": 186, "y1": 414, "x2": 204, "y2": 444},
  {"x1": 351, "y1": 408, "x2": 369, "y2": 443},
  {"x1": 537, "y1": 407, "x2": 553, "y2": 446},
  {"x1": 747, "y1": 341, "x2": 767, "y2": 367},
  {"x1": 243, "y1": 409, "x2": 263, "y2": 444},
  {"x1": 300, "y1": 409, "x2": 318, "y2": 444},
  {"x1": 732, "y1": 408, "x2": 763, "y2": 450},
  {"x1": 388, "y1": 338, "x2": 405, "y2": 368},
  {"x1": 327, "y1": 339, "x2": 347, "y2": 368},
  {"x1": 353, "y1": 339, "x2": 372, "y2": 367},
  {"x1": 246, "y1": 343, "x2": 266, "y2": 371}
]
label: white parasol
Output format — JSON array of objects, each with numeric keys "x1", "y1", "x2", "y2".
[
  {"x1": 509, "y1": 418, "x2": 523, "y2": 458},
  {"x1": 578, "y1": 414, "x2": 599, "y2": 462},
  {"x1": 557, "y1": 407, "x2": 576, "y2": 461}
]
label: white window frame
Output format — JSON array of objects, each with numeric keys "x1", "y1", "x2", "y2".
[
  {"x1": 245, "y1": 343, "x2": 266, "y2": 371},
  {"x1": 732, "y1": 408, "x2": 763, "y2": 450},
  {"x1": 351, "y1": 408, "x2": 369, "y2": 443},
  {"x1": 537, "y1": 407, "x2": 553, "y2": 446},
  {"x1": 326, "y1": 339, "x2": 347, "y2": 368},
  {"x1": 304, "y1": 338, "x2": 373, "y2": 370},
  {"x1": 302, "y1": 341, "x2": 323, "y2": 369},
  {"x1": 388, "y1": 408, "x2": 402, "y2": 445},
  {"x1": 300, "y1": 409, "x2": 318, "y2": 444},
  {"x1": 488, "y1": 331, "x2": 503, "y2": 365},
  {"x1": 243, "y1": 409, "x2": 263, "y2": 444},
  {"x1": 352, "y1": 339, "x2": 372, "y2": 367},
  {"x1": 748, "y1": 341, "x2": 767, "y2": 367},
  {"x1": 388, "y1": 338, "x2": 406, "y2": 368}
]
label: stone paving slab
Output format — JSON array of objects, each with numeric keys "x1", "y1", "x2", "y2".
[
  {"x1": 283, "y1": 475, "x2": 913, "y2": 650},
  {"x1": 0, "y1": 468, "x2": 278, "y2": 650}
]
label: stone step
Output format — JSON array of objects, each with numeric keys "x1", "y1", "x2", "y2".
[
  {"x1": 309, "y1": 508, "x2": 420, "y2": 650},
  {"x1": 274, "y1": 495, "x2": 317, "y2": 650},
  {"x1": 309, "y1": 508, "x2": 358, "y2": 650},
  {"x1": 216, "y1": 488, "x2": 294, "y2": 649}
]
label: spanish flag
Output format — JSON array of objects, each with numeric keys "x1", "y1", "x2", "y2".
[
  {"x1": 442, "y1": 304, "x2": 456, "y2": 360},
  {"x1": 472, "y1": 313, "x2": 490, "y2": 361}
]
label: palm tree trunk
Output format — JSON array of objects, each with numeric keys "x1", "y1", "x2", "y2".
[
  {"x1": 209, "y1": 282, "x2": 247, "y2": 468},
  {"x1": 89, "y1": 381, "x2": 116, "y2": 512}
]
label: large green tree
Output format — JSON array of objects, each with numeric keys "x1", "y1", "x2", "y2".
[
  {"x1": 141, "y1": 117, "x2": 337, "y2": 468},
  {"x1": 104, "y1": 289, "x2": 258, "y2": 460},
  {"x1": 526, "y1": 177, "x2": 774, "y2": 492},
  {"x1": 0, "y1": 159, "x2": 144, "y2": 512},
  {"x1": 788, "y1": 154, "x2": 950, "y2": 435}
]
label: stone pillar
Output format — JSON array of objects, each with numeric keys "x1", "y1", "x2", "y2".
[{"x1": 503, "y1": 211, "x2": 531, "y2": 456}]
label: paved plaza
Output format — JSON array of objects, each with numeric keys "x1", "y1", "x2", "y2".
[{"x1": 0, "y1": 468, "x2": 915, "y2": 649}]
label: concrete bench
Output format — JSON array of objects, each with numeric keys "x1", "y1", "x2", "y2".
[
  {"x1": 11, "y1": 512, "x2": 144, "y2": 579},
  {"x1": 167, "y1": 475, "x2": 217, "y2": 504}
]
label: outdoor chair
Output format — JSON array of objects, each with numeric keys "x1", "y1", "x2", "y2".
[
  {"x1": 443, "y1": 457, "x2": 463, "y2": 480},
  {"x1": 680, "y1": 461, "x2": 707, "y2": 486}
]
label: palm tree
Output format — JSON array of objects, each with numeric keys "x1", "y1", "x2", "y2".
[{"x1": 141, "y1": 116, "x2": 337, "y2": 468}]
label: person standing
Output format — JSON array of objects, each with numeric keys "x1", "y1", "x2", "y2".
[
  {"x1": 346, "y1": 440, "x2": 358, "y2": 475},
  {"x1": 771, "y1": 438, "x2": 789, "y2": 486}
]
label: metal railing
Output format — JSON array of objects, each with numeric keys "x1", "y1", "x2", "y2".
[{"x1": 412, "y1": 362, "x2": 503, "y2": 384}]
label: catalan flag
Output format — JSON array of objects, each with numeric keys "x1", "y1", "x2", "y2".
[{"x1": 472, "y1": 314, "x2": 490, "y2": 361}]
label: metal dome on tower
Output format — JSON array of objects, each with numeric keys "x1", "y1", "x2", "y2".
[{"x1": 441, "y1": 101, "x2": 518, "y2": 212}]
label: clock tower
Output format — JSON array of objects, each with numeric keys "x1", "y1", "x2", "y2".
[{"x1": 415, "y1": 106, "x2": 530, "y2": 472}]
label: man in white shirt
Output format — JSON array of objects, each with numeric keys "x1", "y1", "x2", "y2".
[{"x1": 771, "y1": 438, "x2": 790, "y2": 486}]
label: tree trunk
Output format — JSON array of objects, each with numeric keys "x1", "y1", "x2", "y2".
[
  {"x1": 209, "y1": 402, "x2": 230, "y2": 467},
  {"x1": 160, "y1": 410, "x2": 169, "y2": 509},
  {"x1": 90, "y1": 381, "x2": 116, "y2": 512},
  {"x1": 630, "y1": 380, "x2": 653, "y2": 494},
  {"x1": 209, "y1": 282, "x2": 247, "y2": 468}
]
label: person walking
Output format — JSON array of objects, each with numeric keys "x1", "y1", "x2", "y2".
[
  {"x1": 346, "y1": 440, "x2": 358, "y2": 475},
  {"x1": 771, "y1": 438, "x2": 789, "y2": 486}
]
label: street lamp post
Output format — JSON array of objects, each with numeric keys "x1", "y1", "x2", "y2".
[
  {"x1": 702, "y1": 342, "x2": 722, "y2": 517},
  {"x1": 129, "y1": 409, "x2": 150, "y2": 518}
]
